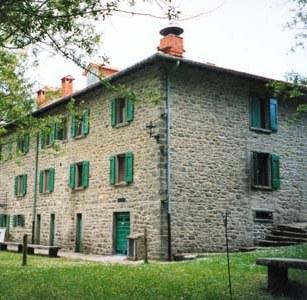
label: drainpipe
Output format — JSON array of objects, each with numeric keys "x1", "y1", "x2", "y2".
[
  {"x1": 31, "y1": 134, "x2": 39, "y2": 243},
  {"x1": 166, "y1": 60, "x2": 180, "y2": 261}
]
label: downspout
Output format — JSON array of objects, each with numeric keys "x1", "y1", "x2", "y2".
[
  {"x1": 31, "y1": 134, "x2": 39, "y2": 243},
  {"x1": 166, "y1": 60, "x2": 180, "y2": 261}
]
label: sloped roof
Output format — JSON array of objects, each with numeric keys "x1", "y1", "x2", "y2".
[{"x1": 33, "y1": 52, "x2": 290, "y2": 115}]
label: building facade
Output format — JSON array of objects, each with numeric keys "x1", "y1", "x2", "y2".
[{"x1": 0, "y1": 28, "x2": 307, "y2": 259}]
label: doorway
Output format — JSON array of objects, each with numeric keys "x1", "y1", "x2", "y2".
[
  {"x1": 75, "y1": 213, "x2": 83, "y2": 253},
  {"x1": 115, "y1": 212, "x2": 130, "y2": 255}
]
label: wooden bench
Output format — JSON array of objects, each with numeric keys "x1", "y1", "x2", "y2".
[
  {"x1": 256, "y1": 258, "x2": 307, "y2": 293},
  {"x1": 27, "y1": 244, "x2": 60, "y2": 257},
  {"x1": 0, "y1": 241, "x2": 60, "y2": 257},
  {"x1": 0, "y1": 241, "x2": 23, "y2": 252}
]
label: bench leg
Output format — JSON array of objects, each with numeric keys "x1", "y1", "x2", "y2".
[
  {"x1": 27, "y1": 248, "x2": 34, "y2": 255},
  {"x1": 48, "y1": 248, "x2": 58, "y2": 258},
  {"x1": 17, "y1": 245, "x2": 23, "y2": 253},
  {"x1": 268, "y1": 266, "x2": 288, "y2": 293},
  {"x1": 0, "y1": 244, "x2": 7, "y2": 251}
]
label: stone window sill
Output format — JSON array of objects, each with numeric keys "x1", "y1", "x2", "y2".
[
  {"x1": 250, "y1": 127, "x2": 272, "y2": 134},
  {"x1": 72, "y1": 186, "x2": 86, "y2": 191},
  {"x1": 114, "y1": 122, "x2": 130, "y2": 129},
  {"x1": 254, "y1": 218, "x2": 273, "y2": 223},
  {"x1": 73, "y1": 134, "x2": 86, "y2": 140},
  {"x1": 252, "y1": 185, "x2": 273, "y2": 191},
  {"x1": 114, "y1": 182, "x2": 128, "y2": 187}
]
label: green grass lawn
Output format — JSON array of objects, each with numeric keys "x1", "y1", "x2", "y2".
[{"x1": 0, "y1": 245, "x2": 307, "y2": 300}]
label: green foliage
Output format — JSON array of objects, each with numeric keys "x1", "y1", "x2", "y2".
[{"x1": 0, "y1": 245, "x2": 307, "y2": 299}]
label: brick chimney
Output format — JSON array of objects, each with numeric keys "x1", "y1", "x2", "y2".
[
  {"x1": 36, "y1": 89, "x2": 46, "y2": 107},
  {"x1": 61, "y1": 75, "x2": 75, "y2": 97},
  {"x1": 158, "y1": 21, "x2": 185, "y2": 57}
]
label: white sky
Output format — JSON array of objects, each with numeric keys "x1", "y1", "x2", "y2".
[{"x1": 33, "y1": 0, "x2": 307, "y2": 92}]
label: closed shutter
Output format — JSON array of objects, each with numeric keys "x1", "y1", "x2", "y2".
[
  {"x1": 109, "y1": 156, "x2": 116, "y2": 185},
  {"x1": 111, "y1": 99, "x2": 116, "y2": 127},
  {"x1": 125, "y1": 152, "x2": 134, "y2": 184},
  {"x1": 271, "y1": 154, "x2": 280, "y2": 190},
  {"x1": 69, "y1": 163, "x2": 76, "y2": 189},
  {"x1": 49, "y1": 168, "x2": 55, "y2": 192},
  {"x1": 126, "y1": 98, "x2": 134, "y2": 122},
  {"x1": 50, "y1": 123, "x2": 56, "y2": 144},
  {"x1": 269, "y1": 98, "x2": 278, "y2": 132},
  {"x1": 24, "y1": 134, "x2": 30, "y2": 153},
  {"x1": 0, "y1": 215, "x2": 3, "y2": 227},
  {"x1": 12, "y1": 215, "x2": 17, "y2": 227},
  {"x1": 22, "y1": 175, "x2": 27, "y2": 196},
  {"x1": 39, "y1": 170, "x2": 44, "y2": 193},
  {"x1": 250, "y1": 96, "x2": 261, "y2": 128},
  {"x1": 71, "y1": 114, "x2": 77, "y2": 138},
  {"x1": 20, "y1": 215, "x2": 25, "y2": 227},
  {"x1": 252, "y1": 152, "x2": 258, "y2": 186},
  {"x1": 82, "y1": 161, "x2": 89, "y2": 188},
  {"x1": 81, "y1": 109, "x2": 90, "y2": 135},
  {"x1": 14, "y1": 176, "x2": 18, "y2": 196},
  {"x1": 40, "y1": 131, "x2": 45, "y2": 148},
  {"x1": 6, "y1": 215, "x2": 10, "y2": 229}
]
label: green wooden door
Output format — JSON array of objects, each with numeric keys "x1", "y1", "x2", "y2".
[
  {"x1": 36, "y1": 214, "x2": 41, "y2": 244},
  {"x1": 49, "y1": 214, "x2": 55, "y2": 246},
  {"x1": 115, "y1": 212, "x2": 130, "y2": 255},
  {"x1": 75, "y1": 213, "x2": 82, "y2": 253}
]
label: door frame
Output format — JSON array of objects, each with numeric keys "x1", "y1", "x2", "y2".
[
  {"x1": 75, "y1": 213, "x2": 83, "y2": 253},
  {"x1": 49, "y1": 213, "x2": 55, "y2": 246},
  {"x1": 35, "y1": 214, "x2": 41, "y2": 244}
]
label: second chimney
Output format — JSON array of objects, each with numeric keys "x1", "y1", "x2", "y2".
[
  {"x1": 61, "y1": 75, "x2": 75, "y2": 97},
  {"x1": 36, "y1": 89, "x2": 46, "y2": 107},
  {"x1": 158, "y1": 21, "x2": 185, "y2": 57}
]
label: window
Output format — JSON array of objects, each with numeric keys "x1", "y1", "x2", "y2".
[
  {"x1": 56, "y1": 118, "x2": 67, "y2": 141},
  {"x1": 14, "y1": 174, "x2": 27, "y2": 197},
  {"x1": 0, "y1": 215, "x2": 9, "y2": 228},
  {"x1": 16, "y1": 134, "x2": 30, "y2": 154},
  {"x1": 252, "y1": 152, "x2": 280, "y2": 190},
  {"x1": 12, "y1": 215, "x2": 25, "y2": 227},
  {"x1": 41, "y1": 124, "x2": 56, "y2": 148},
  {"x1": 39, "y1": 168, "x2": 55, "y2": 193},
  {"x1": 254, "y1": 210, "x2": 273, "y2": 223},
  {"x1": 68, "y1": 161, "x2": 89, "y2": 189},
  {"x1": 111, "y1": 97, "x2": 134, "y2": 127},
  {"x1": 250, "y1": 97, "x2": 278, "y2": 132},
  {"x1": 71, "y1": 109, "x2": 90, "y2": 138},
  {"x1": 109, "y1": 152, "x2": 134, "y2": 185}
]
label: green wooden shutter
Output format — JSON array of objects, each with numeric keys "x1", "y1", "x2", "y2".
[
  {"x1": 40, "y1": 131, "x2": 45, "y2": 148},
  {"x1": 269, "y1": 98, "x2": 278, "y2": 132},
  {"x1": 49, "y1": 168, "x2": 55, "y2": 192},
  {"x1": 111, "y1": 99, "x2": 116, "y2": 127},
  {"x1": 12, "y1": 215, "x2": 17, "y2": 227},
  {"x1": 271, "y1": 154, "x2": 280, "y2": 190},
  {"x1": 109, "y1": 156, "x2": 116, "y2": 185},
  {"x1": 126, "y1": 98, "x2": 134, "y2": 122},
  {"x1": 0, "y1": 215, "x2": 4, "y2": 227},
  {"x1": 69, "y1": 163, "x2": 76, "y2": 189},
  {"x1": 14, "y1": 176, "x2": 18, "y2": 196},
  {"x1": 252, "y1": 152, "x2": 258, "y2": 186},
  {"x1": 50, "y1": 123, "x2": 56, "y2": 144},
  {"x1": 71, "y1": 114, "x2": 77, "y2": 138},
  {"x1": 24, "y1": 134, "x2": 30, "y2": 153},
  {"x1": 6, "y1": 215, "x2": 10, "y2": 229},
  {"x1": 21, "y1": 215, "x2": 25, "y2": 227},
  {"x1": 39, "y1": 170, "x2": 44, "y2": 193},
  {"x1": 22, "y1": 175, "x2": 27, "y2": 196},
  {"x1": 250, "y1": 96, "x2": 261, "y2": 128},
  {"x1": 81, "y1": 109, "x2": 90, "y2": 136},
  {"x1": 81, "y1": 161, "x2": 89, "y2": 188},
  {"x1": 125, "y1": 152, "x2": 134, "y2": 184}
]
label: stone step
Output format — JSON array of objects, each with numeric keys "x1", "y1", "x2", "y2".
[
  {"x1": 266, "y1": 234, "x2": 307, "y2": 243},
  {"x1": 274, "y1": 224, "x2": 307, "y2": 234},
  {"x1": 257, "y1": 240, "x2": 297, "y2": 247},
  {"x1": 271, "y1": 229, "x2": 307, "y2": 239}
]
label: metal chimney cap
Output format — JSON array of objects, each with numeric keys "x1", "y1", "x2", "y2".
[{"x1": 160, "y1": 21, "x2": 184, "y2": 36}]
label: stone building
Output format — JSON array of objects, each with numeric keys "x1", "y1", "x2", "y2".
[{"x1": 0, "y1": 25, "x2": 306, "y2": 259}]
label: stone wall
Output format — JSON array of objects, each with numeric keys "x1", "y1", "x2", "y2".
[
  {"x1": 0, "y1": 65, "x2": 168, "y2": 259},
  {"x1": 169, "y1": 64, "x2": 307, "y2": 254}
]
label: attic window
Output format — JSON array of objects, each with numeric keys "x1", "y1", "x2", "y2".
[{"x1": 254, "y1": 210, "x2": 273, "y2": 223}]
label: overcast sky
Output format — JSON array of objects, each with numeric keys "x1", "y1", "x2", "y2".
[{"x1": 33, "y1": 0, "x2": 307, "y2": 92}]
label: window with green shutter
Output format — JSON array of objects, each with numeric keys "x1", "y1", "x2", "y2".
[
  {"x1": 41, "y1": 125, "x2": 56, "y2": 148},
  {"x1": 252, "y1": 151, "x2": 280, "y2": 190},
  {"x1": 12, "y1": 215, "x2": 25, "y2": 227},
  {"x1": 69, "y1": 161, "x2": 89, "y2": 190},
  {"x1": 17, "y1": 134, "x2": 30, "y2": 154},
  {"x1": 71, "y1": 109, "x2": 90, "y2": 138},
  {"x1": 56, "y1": 117, "x2": 68, "y2": 141},
  {"x1": 111, "y1": 97, "x2": 134, "y2": 127},
  {"x1": 250, "y1": 96, "x2": 278, "y2": 132},
  {"x1": 39, "y1": 168, "x2": 55, "y2": 193},
  {"x1": 14, "y1": 174, "x2": 27, "y2": 197},
  {"x1": 110, "y1": 152, "x2": 134, "y2": 185}
]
